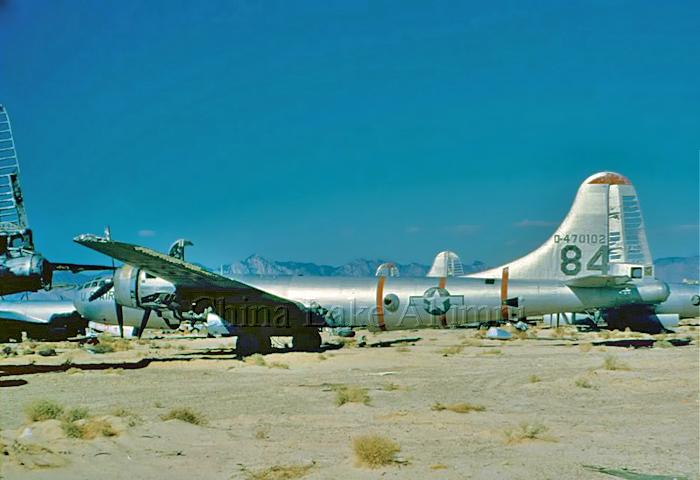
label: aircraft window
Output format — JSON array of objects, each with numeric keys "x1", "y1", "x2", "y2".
[
  {"x1": 90, "y1": 281, "x2": 98, "y2": 288},
  {"x1": 692, "y1": 295, "x2": 700, "y2": 307},
  {"x1": 631, "y1": 267, "x2": 642, "y2": 279},
  {"x1": 98, "y1": 280, "x2": 106, "y2": 287},
  {"x1": 145, "y1": 273, "x2": 156, "y2": 279},
  {"x1": 485, "y1": 279, "x2": 495, "y2": 285}
]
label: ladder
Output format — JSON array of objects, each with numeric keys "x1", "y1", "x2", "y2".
[{"x1": 0, "y1": 105, "x2": 28, "y2": 233}]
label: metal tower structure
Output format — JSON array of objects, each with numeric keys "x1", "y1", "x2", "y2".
[{"x1": 0, "y1": 105, "x2": 27, "y2": 234}]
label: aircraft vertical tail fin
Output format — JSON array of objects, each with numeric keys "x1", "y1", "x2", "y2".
[{"x1": 468, "y1": 172, "x2": 654, "y2": 282}]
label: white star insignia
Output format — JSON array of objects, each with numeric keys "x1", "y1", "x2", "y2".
[{"x1": 425, "y1": 289, "x2": 449, "y2": 314}]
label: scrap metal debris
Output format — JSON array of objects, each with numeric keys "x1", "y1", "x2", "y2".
[
  {"x1": 485, "y1": 327, "x2": 512, "y2": 340},
  {"x1": 357, "y1": 336, "x2": 421, "y2": 348},
  {"x1": 583, "y1": 464, "x2": 689, "y2": 480}
]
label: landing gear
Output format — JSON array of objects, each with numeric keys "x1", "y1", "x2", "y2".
[
  {"x1": 292, "y1": 329, "x2": 322, "y2": 352},
  {"x1": 0, "y1": 325, "x2": 22, "y2": 343},
  {"x1": 236, "y1": 328, "x2": 272, "y2": 357},
  {"x1": 235, "y1": 328, "x2": 322, "y2": 355}
]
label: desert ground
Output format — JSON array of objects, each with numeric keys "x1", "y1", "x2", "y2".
[{"x1": 0, "y1": 323, "x2": 698, "y2": 480}]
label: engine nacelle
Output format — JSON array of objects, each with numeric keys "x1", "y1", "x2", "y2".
[
  {"x1": 113, "y1": 264, "x2": 176, "y2": 311},
  {"x1": 0, "y1": 253, "x2": 51, "y2": 295}
]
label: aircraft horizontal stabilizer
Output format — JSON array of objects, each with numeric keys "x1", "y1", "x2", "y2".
[
  {"x1": 51, "y1": 262, "x2": 115, "y2": 273},
  {"x1": 565, "y1": 275, "x2": 630, "y2": 288}
]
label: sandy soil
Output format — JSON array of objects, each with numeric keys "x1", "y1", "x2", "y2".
[{"x1": 0, "y1": 324, "x2": 698, "y2": 480}]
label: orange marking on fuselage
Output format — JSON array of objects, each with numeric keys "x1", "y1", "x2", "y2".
[
  {"x1": 500, "y1": 267, "x2": 509, "y2": 321},
  {"x1": 438, "y1": 277, "x2": 447, "y2": 327},
  {"x1": 376, "y1": 275, "x2": 387, "y2": 331}
]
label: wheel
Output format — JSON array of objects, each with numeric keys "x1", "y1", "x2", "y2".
[
  {"x1": 0, "y1": 326, "x2": 22, "y2": 343},
  {"x1": 236, "y1": 329, "x2": 272, "y2": 356},
  {"x1": 256, "y1": 332, "x2": 272, "y2": 354},
  {"x1": 292, "y1": 329, "x2": 322, "y2": 352},
  {"x1": 237, "y1": 332, "x2": 260, "y2": 357}
]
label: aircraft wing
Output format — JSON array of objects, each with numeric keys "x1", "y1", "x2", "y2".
[
  {"x1": 73, "y1": 234, "x2": 289, "y2": 303},
  {"x1": 565, "y1": 275, "x2": 631, "y2": 288},
  {"x1": 51, "y1": 262, "x2": 115, "y2": 273},
  {"x1": 0, "y1": 301, "x2": 77, "y2": 325}
]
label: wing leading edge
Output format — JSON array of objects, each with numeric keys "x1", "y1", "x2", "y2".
[{"x1": 73, "y1": 234, "x2": 288, "y2": 304}]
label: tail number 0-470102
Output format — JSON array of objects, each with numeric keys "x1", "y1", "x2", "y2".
[{"x1": 560, "y1": 245, "x2": 609, "y2": 276}]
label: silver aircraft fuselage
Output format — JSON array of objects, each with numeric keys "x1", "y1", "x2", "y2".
[
  {"x1": 226, "y1": 274, "x2": 669, "y2": 330},
  {"x1": 74, "y1": 273, "x2": 670, "y2": 332}
]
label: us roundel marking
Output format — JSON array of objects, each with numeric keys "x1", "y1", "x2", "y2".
[{"x1": 423, "y1": 287, "x2": 451, "y2": 315}]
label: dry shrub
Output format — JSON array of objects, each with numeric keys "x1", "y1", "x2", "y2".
[
  {"x1": 244, "y1": 463, "x2": 314, "y2": 480},
  {"x1": 62, "y1": 418, "x2": 117, "y2": 439},
  {"x1": 574, "y1": 377, "x2": 595, "y2": 389},
  {"x1": 112, "y1": 406, "x2": 142, "y2": 427},
  {"x1": 60, "y1": 420, "x2": 83, "y2": 438},
  {"x1": 504, "y1": 421, "x2": 548, "y2": 444},
  {"x1": 431, "y1": 464, "x2": 448, "y2": 470},
  {"x1": 431, "y1": 402, "x2": 485, "y2": 413},
  {"x1": 96, "y1": 335, "x2": 131, "y2": 351},
  {"x1": 245, "y1": 354, "x2": 267, "y2": 367},
  {"x1": 91, "y1": 343, "x2": 114, "y2": 354},
  {"x1": 513, "y1": 330, "x2": 529, "y2": 340},
  {"x1": 396, "y1": 346, "x2": 410, "y2": 353},
  {"x1": 439, "y1": 345, "x2": 464, "y2": 355},
  {"x1": 655, "y1": 340, "x2": 674, "y2": 348},
  {"x1": 479, "y1": 348, "x2": 502, "y2": 356},
  {"x1": 25, "y1": 399, "x2": 64, "y2": 422},
  {"x1": 160, "y1": 407, "x2": 206, "y2": 425},
  {"x1": 552, "y1": 326, "x2": 577, "y2": 339},
  {"x1": 335, "y1": 385, "x2": 370, "y2": 406},
  {"x1": 339, "y1": 338, "x2": 357, "y2": 348},
  {"x1": 80, "y1": 418, "x2": 117, "y2": 439},
  {"x1": 460, "y1": 337, "x2": 482, "y2": 347},
  {"x1": 579, "y1": 342, "x2": 593, "y2": 352},
  {"x1": 528, "y1": 375, "x2": 541, "y2": 384},
  {"x1": 602, "y1": 354, "x2": 630, "y2": 371},
  {"x1": 63, "y1": 407, "x2": 90, "y2": 422},
  {"x1": 245, "y1": 355, "x2": 288, "y2": 369},
  {"x1": 352, "y1": 434, "x2": 400, "y2": 468},
  {"x1": 382, "y1": 382, "x2": 401, "y2": 391},
  {"x1": 268, "y1": 361, "x2": 289, "y2": 369}
]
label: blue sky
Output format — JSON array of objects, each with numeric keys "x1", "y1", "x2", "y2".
[{"x1": 1, "y1": 0, "x2": 698, "y2": 268}]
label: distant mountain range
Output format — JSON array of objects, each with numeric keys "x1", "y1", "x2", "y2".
[
  {"x1": 219, "y1": 254, "x2": 488, "y2": 278},
  {"x1": 219, "y1": 254, "x2": 699, "y2": 283},
  {"x1": 653, "y1": 256, "x2": 699, "y2": 284}
]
